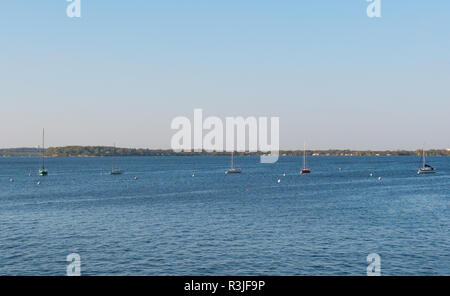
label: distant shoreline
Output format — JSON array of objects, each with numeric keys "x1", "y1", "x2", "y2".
[{"x1": 1, "y1": 147, "x2": 449, "y2": 157}]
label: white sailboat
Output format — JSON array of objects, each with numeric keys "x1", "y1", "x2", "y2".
[
  {"x1": 225, "y1": 151, "x2": 242, "y2": 174},
  {"x1": 418, "y1": 149, "x2": 436, "y2": 174},
  {"x1": 110, "y1": 144, "x2": 123, "y2": 175}
]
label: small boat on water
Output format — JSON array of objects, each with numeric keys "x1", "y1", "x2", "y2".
[
  {"x1": 418, "y1": 149, "x2": 436, "y2": 175},
  {"x1": 110, "y1": 144, "x2": 123, "y2": 175},
  {"x1": 38, "y1": 129, "x2": 48, "y2": 176},
  {"x1": 300, "y1": 143, "x2": 311, "y2": 174},
  {"x1": 225, "y1": 151, "x2": 242, "y2": 174},
  {"x1": 110, "y1": 168, "x2": 123, "y2": 175}
]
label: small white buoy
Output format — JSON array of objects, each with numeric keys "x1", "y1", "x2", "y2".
[
  {"x1": 37, "y1": 181, "x2": 41, "y2": 185},
  {"x1": 378, "y1": 177, "x2": 382, "y2": 181},
  {"x1": 277, "y1": 179, "x2": 281, "y2": 183},
  {"x1": 192, "y1": 173, "x2": 195, "y2": 177},
  {"x1": 282, "y1": 173, "x2": 286, "y2": 177},
  {"x1": 369, "y1": 173, "x2": 373, "y2": 177},
  {"x1": 9, "y1": 178, "x2": 14, "y2": 183},
  {"x1": 134, "y1": 176, "x2": 138, "y2": 180}
]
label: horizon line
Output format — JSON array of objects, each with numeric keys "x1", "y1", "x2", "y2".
[{"x1": 1, "y1": 146, "x2": 450, "y2": 152}]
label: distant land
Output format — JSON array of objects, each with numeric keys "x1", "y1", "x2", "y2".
[{"x1": 0, "y1": 147, "x2": 449, "y2": 157}]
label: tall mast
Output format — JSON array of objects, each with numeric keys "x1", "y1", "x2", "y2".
[
  {"x1": 423, "y1": 148, "x2": 426, "y2": 166},
  {"x1": 303, "y1": 143, "x2": 307, "y2": 169},
  {"x1": 42, "y1": 128, "x2": 45, "y2": 169},
  {"x1": 112, "y1": 143, "x2": 115, "y2": 170},
  {"x1": 231, "y1": 151, "x2": 234, "y2": 169}
]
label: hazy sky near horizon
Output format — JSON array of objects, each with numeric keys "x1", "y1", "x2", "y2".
[{"x1": 1, "y1": 1, "x2": 449, "y2": 150}]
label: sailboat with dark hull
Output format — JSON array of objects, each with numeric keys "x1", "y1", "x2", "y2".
[
  {"x1": 418, "y1": 149, "x2": 436, "y2": 175},
  {"x1": 300, "y1": 143, "x2": 311, "y2": 174},
  {"x1": 38, "y1": 129, "x2": 48, "y2": 176}
]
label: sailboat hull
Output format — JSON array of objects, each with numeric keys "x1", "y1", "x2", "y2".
[
  {"x1": 300, "y1": 169, "x2": 311, "y2": 174},
  {"x1": 110, "y1": 169, "x2": 123, "y2": 175},
  {"x1": 418, "y1": 168, "x2": 436, "y2": 174},
  {"x1": 225, "y1": 168, "x2": 242, "y2": 174},
  {"x1": 39, "y1": 170, "x2": 48, "y2": 176}
]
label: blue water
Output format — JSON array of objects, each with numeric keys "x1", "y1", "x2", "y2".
[{"x1": 0, "y1": 156, "x2": 448, "y2": 275}]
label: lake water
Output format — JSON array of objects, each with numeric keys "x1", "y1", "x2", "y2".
[{"x1": 0, "y1": 156, "x2": 448, "y2": 275}]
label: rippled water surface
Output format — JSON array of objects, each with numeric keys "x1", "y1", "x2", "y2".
[{"x1": 0, "y1": 156, "x2": 448, "y2": 275}]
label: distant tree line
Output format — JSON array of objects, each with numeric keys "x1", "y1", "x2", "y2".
[
  {"x1": 0, "y1": 147, "x2": 449, "y2": 157},
  {"x1": 279, "y1": 149, "x2": 450, "y2": 157}
]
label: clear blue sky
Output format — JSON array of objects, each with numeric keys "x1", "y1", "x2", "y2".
[{"x1": 1, "y1": 1, "x2": 449, "y2": 150}]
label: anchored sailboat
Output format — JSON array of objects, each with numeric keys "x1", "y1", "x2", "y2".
[
  {"x1": 418, "y1": 149, "x2": 436, "y2": 174},
  {"x1": 300, "y1": 143, "x2": 311, "y2": 174},
  {"x1": 110, "y1": 144, "x2": 123, "y2": 175},
  {"x1": 38, "y1": 129, "x2": 48, "y2": 176},
  {"x1": 225, "y1": 151, "x2": 242, "y2": 174}
]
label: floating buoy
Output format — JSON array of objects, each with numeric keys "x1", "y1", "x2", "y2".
[
  {"x1": 37, "y1": 181, "x2": 41, "y2": 185},
  {"x1": 9, "y1": 178, "x2": 14, "y2": 183},
  {"x1": 277, "y1": 179, "x2": 281, "y2": 183},
  {"x1": 282, "y1": 173, "x2": 286, "y2": 177},
  {"x1": 192, "y1": 173, "x2": 195, "y2": 177},
  {"x1": 378, "y1": 177, "x2": 382, "y2": 181},
  {"x1": 134, "y1": 176, "x2": 138, "y2": 180},
  {"x1": 370, "y1": 173, "x2": 373, "y2": 177}
]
